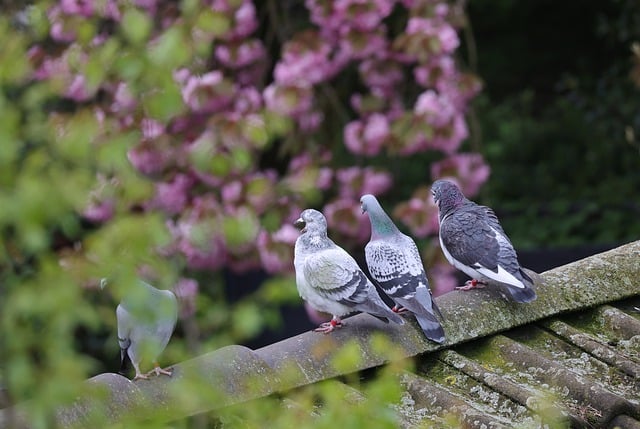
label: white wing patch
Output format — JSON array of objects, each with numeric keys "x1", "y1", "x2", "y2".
[{"x1": 475, "y1": 264, "x2": 525, "y2": 289}]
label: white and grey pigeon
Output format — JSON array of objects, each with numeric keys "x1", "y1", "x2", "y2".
[
  {"x1": 294, "y1": 209, "x2": 405, "y2": 333},
  {"x1": 431, "y1": 180, "x2": 537, "y2": 303},
  {"x1": 360, "y1": 194, "x2": 445, "y2": 344},
  {"x1": 104, "y1": 278, "x2": 178, "y2": 380}
]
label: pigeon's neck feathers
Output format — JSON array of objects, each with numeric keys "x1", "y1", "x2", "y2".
[
  {"x1": 299, "y1": 227, "x2": 333, "y2": 250},
  {"x1": 439, "y1": 192, "x2": 471, "y2": 218},
  {"x1": 368, "y1": 200, "x2": 400, "y2": 239}
]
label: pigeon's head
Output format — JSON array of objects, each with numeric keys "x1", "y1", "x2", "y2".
[
  {"x1": 431, "y1": 180, "x2": 465, "y2": 211},
  {"x1": 294, "y1": 209, "x2": 327, "y2": 234},
  {"x1": 359, "y1": 194, "x2": 379, "y2": 215}
]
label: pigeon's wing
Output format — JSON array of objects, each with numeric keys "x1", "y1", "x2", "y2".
[
  {"x1": 154, "y1": 289, "x2": 179, "y2": 350},
  {"x1": 116, "y1": 304, "x2": 132, "y2": 350},
  {"x1": 116, "y1": 304, "x2": 133, "y2": 370},
  {"x1": 365, "y1": 238, "x2": 426, "y2": 298},
  {"x1": 303, "y1": 247, "x2": 371, "y2": 305},
  {"x1": 442, "y1": 209, "x2": 527, "y2": 289},
  {"x1": 441, "y1": 209, "x2": 500, "y2": 270}
]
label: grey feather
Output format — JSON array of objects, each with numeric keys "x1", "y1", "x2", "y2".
[
  {"x1": 431, "y1": 180, "x2": 537, "y2": 303},
  {"x1": 360, "y1": 195, "x2": 445, "y2": 343},
  {"x1": 294, "y1": 209, "x2": 404, "y2": 331}
]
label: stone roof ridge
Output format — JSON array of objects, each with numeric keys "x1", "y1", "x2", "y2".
[{"x1": 1, "y1": 240, "x2": 639, "y2": 428}]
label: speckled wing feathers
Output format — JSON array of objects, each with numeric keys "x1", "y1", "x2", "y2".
[{"x1": 366, "y1": 238, "x2": 425, "y2": 298}]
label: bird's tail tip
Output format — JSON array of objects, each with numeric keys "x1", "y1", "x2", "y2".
[
  {"x1": 415, "y1": 315, "x2": 446, "y2": 343},
  {"x1": 507, "y1": 285, "x2": 537, "y2": 303}
]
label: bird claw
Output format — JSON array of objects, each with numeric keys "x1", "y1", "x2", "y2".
[
  {"x1": 456, "y1": 279, "x2": 487, "y2": 291},
  {"x1": 146, "y1": 365, "x2": 173, "y2": 378},
  {"x1": 392, "y1": 305, "x2": 408, "y2": 314},
  {"x1": 314, "y1": 319, "x2": 342, "y2": 334},
  {"x1": 133, "y1": 373, "x2": 150, "y2": 381}
]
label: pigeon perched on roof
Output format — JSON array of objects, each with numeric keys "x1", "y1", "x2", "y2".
[
  {"x1": 294, "y1": 209, "x2": 405, "y2": 333},
  {"x1": 431, "y1": 180, "x2": 537, "y2": 303},
  {"x1": 360, "y1": 194, "x2": 445, "y2": 344},
  {"x1": 104, "y1": 278, "x2": 178, "y2": 380}
]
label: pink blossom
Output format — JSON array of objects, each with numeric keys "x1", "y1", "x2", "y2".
[
  {"x1": 339, "y1": 28, "x2": 388, "y2": 60},
  {"x1": 323, "y1": 198, "x2": 370, "y2": 243},
  {"x1": 316, "y1": 168, "x2": 334, "y2": 190},
  {"x1": 359, "y1": 57, "x2": 404, "y2": 94},
  {"x1": 49, "y1": 8, "x2": 76, "y2": 42},
  {"x1": 263, "y1": 84, "x2": 314, "y2": 117},
  {"x1": 233, "y1": 87, "x2": 262, "y2": 114},
  {"x1": 344, "y1": 115, "x2": 389, "y2": 156},
  {"x1": 82, "y1": 200, "x2": 115, "y2": 223},
  {"x1": 274, "y1": 31, "x2": 333, "y2": 86},
  {"x1": 393, "y1": 188, "x2": 440, "y2": 238},
  {"x1": 65, "y1": 75, "x2": 93, "y2": 102},
  {"x1": 336, "y1": 166, "x2": 392, "y2": 198},
  {"x1": 297, "y1": 110, "x2": 324, "y2": 132},
  {"x1": 141, "y1": 118, "x2": 165, "y2": 140},
  {"x1": 154, "y1": 174, "x2": 193, "y2": 215},
  {"x1": 221, "y1": 181, "x2": 243, "y2": 204},
  {"x1": 431, "y1": 153, "x2": 490, "y2": 197},
  {"x1": 127, "y1": 140, "x2": 172, "y2": 176},
  {"x1": 256, "y1": 225, "x2": 298, "y2": 274},
  {"x1": 429, "y1": 261, "x2": 458, "y2": 297},
  {"x1": 181, "y1": 71, "x2": 235, "y2": 114},
  {"x1": 173, "y1": 277, "x2": 199, "y2": 318},
  {"x1": 215, "y1": 39, "x2": 266, "y2": 69},
  {"x1": 219, "y1": 0, "x2": 258, "y2": 40},
  {"x1": 111, "y1": 83, "x2": 136, "y2": 114},
  {"x1": 61, "y1": 0, "x2": 94, "y2": 17}
]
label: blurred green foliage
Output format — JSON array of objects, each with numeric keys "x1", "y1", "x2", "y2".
[{"x1": 467, "y1": 0, "x2": 640, "y2": 249}]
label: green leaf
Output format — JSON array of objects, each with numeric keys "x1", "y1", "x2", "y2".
[
  {"x1": 121, "y1": 8, "x2": 153, "y2": 45},
  {"x1": 148, "y1": 27, "x2": 191, "y2": 68}
]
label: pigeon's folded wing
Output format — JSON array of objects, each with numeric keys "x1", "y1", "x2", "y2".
[
  {"x1": 303, "y1": 248, "x2": 369, "y2": 305},
  {"x1": 366, "y1": 240, "x2": 425, "y2": 297},
  {"x1": 441, "y1": 210, "x2": 500, "y2": 271}
]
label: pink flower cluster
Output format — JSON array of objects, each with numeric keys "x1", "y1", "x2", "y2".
[{"x1": 38, "y1": 0, "x2": 489, "y2": 293}]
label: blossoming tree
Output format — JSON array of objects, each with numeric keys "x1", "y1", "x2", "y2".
[{"x1": 35, "y1": 0, "x2": 489, "y2": 314}]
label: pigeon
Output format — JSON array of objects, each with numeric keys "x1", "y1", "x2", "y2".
[
  {"x1": 293, "y1": 209, "x2": 405, "y2": 333},
  {"x1": 103, "y1": 278, "x2": 178, "y2": 380},
  {"x1": 431, "y1": 180, "x2": 537, "y2": 303},
  {"x1": 360, "y1": 194, "x2": 445, "y2": 344}
]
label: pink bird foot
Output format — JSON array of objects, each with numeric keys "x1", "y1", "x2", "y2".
[
  {"x1": 456, "y1": 279, "x2": 487, "y2": 291},
  {"x1": 392, "y1": 305, "x2": 408, "y2": 314},
  {"x1": 133, "y1": 372, "x2": 149, "y2": 381},
  {"x1": 146, "y1": 363, "x2": 173, "y2": 378},
  {"x1": 314, "y1": 317, "x2": 342, "y2": 334}
]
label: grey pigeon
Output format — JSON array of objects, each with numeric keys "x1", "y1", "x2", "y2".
[
  {"x1": 360, "y1": 194, "x2": 445, "y2": 343},
  {"x1": 431, "y1": 180, "x2": 536, "y2": 303},
  {"x1": 294, "y1": 209, "x2": 405, "y2": 333},
  {"x1": 104, "y1": 278, "x2": 178, "y2": 380}
]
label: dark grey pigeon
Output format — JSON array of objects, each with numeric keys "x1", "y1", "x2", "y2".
[
  {"x1": 294, "y1": 209, "x2": 405, "y2": 333},
  {"x1": 431, "y1": 180, "x2": 537, "y2": 303},
  {"x1": 360, "y1": 194, "x2": 445, "y2": 343}
]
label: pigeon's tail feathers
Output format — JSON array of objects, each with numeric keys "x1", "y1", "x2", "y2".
[
  {"x1": 413, "y1": 286, "x2": 442, "y2": 319},
  {"x1": 505, "y1": 283, "x2": 537, "y2": 303},
  {"x1": 431, "y1": 299, "x2": 444, "y2": 320},
  {"x1": 504, "y1": 267, "x2": 537, "y2": 303},
  {"x1": 414, "y1": 313, "x2": 446, "y2": 343},
  {"x1": 357, "y1": 299, "x2": 405, "y2": 325}
]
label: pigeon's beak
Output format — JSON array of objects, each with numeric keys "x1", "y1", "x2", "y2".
[
  {"x1": 360, "y1": 204, "x2": 366, "y2": 214},
  {"x1": 294, "y1": 218, "x2": 306, "y2": 233}
]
